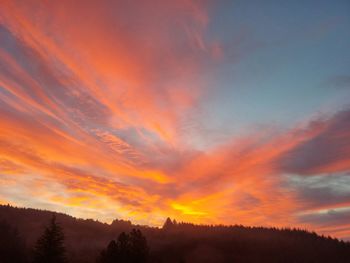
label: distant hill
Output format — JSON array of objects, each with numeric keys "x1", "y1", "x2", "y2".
[{"x1": 1, "y1": 204, "x2": 350, "y2": 263}]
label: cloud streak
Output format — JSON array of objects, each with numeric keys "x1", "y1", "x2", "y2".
[{"x1": 0, "y1": 0, "x2": 350, "y2": 240}]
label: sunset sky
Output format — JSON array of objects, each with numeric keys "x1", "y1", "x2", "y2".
[{"x1": 1, "y1": 0, "x2": 350, "y2": 240}]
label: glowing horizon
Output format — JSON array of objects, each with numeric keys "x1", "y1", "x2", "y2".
[{"x1": 1, "y1": 0, "x2": 350, "y2": 240}]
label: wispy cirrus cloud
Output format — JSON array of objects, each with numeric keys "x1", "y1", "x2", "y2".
[{"x1": 0, "y1": 0, "x2": 350, "y2": 240}]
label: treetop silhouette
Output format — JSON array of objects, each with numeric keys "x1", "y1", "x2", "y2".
[
  {"x1": 33, "y1": 214, "x2": 67, "y2": 263},
  {"x1": 1, "y1": 205, "x2": 350, "y2": 263},
  {"x1": 162, "y1": 217, "x2": 178, "y2": 230},
  {"x1": 97, "y1": 229, "x2": 149, "y2": 263}
]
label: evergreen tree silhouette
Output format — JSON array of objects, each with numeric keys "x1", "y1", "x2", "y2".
[
  {"x1": 117, "y1": 232, "x2": 130, "y2": 262},
  {"x1": 97, "y1": 229, "x2": 148, "y2": 263},
  {"x1": 33, "y1": 215, "x2": 67, "y2": 263},
  {"x1": 129, "y1": 229, "x2": 149, "y2": 263},
  {"x1": 98, "y1": 240, "x2": 118, "y2": 263},
  {"x1": 162, "y1": 217, "x2": 174, "y2": 230}
]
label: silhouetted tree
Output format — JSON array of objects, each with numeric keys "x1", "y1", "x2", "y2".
[
  {"x1": 2, "y1": 205, "x2": 350, "y2": 263},
  {"x1": 33, "y1": 215, "x2": 67, "y2": 263},
  {"x1": 162, "y1": 217, "x2": 174, "y2": 230},
  {"x1": 118, "y1": 232, "x2": 131, "y2": 262},
  {"x1": 0, "y1": 220, "x2": 27, "y2": 263},
  {"x1": 98, "y1": 240, "x2": 118, "y2": 263},
  {"x1": 97, "y1": 229, "x2": 148, "y2": 263},
  {"x1": 129, "y1": 229, "x2": 149, "y2": 262}
]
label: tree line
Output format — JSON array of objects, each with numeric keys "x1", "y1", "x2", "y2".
[
  {"x1": 1, "y1": 205, "x2": 350, "y2": 263},
  {"x1": 0, "y1": 216, "x2": 149, "y2": 263}
]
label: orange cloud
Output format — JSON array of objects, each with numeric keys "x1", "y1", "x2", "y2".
[
  {"x1": 1, "y1": 0, "x2": 350, "y2": 241},
  {"x1": 0, "y1": 0, "x2": 215, "y2": 144}
]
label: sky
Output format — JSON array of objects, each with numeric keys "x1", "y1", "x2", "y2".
[{"x1": 0, "y1": 0, "x2": 350, "y2": 240}]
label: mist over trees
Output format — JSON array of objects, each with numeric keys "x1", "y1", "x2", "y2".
[{"x1": 1, "y1": 205, "x2": 350, "y2": 263}]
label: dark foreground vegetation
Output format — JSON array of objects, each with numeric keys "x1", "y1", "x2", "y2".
[{"x1": 0, "y1": 205, "x2": 349, "y2": 263}]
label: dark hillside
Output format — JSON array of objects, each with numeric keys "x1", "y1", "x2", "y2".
[{"x1": 1, "y1": 205, "x2": 349, "y2": 263}]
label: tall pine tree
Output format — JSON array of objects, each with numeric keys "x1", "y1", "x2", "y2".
[{"x1": 33, "y1": 215, "x2": 67, "y2": 263}]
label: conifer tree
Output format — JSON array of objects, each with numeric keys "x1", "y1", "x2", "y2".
[
  {"x1": 129, "y1": 229, "x2": 149, "y2": 263},
  {"x1": 33, "y1": 215, "x2": 67, "y2": 263},
  {"x1": 162, "y1": 217, "x2": 174, "y2": 230},
  {"x1": 97, "y1": 229, "x2": 148, "y2": 263}
]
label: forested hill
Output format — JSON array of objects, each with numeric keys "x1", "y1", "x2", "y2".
[{"x1": 1, "y1": 204, "x2": 350, "y2": 263}]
